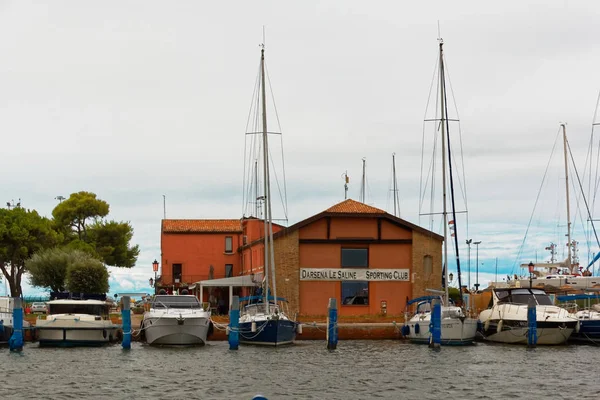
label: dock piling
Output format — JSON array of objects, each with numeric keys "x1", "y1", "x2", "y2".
[
  {"x1": 229, "y1": 295, "x2": 239, "y2": 350},
  {"x1": 9, "y1": 297, "x2": 23, "y2": 352},
  {"x1": 429, "y1": 298, "x2": 441, "y2": 348},
  {"x1": 121, "y1": 296, "x2": 131, "y2": 349},
  {"x1": 327, "y1": 298, "x2": 338, "y2": 350},
  {"x1": 527, "y1": 298, "x2": 537, "y2": 348}
]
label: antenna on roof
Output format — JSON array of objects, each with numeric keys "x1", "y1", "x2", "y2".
[
  {"x1": 342, "y1": 171, "x2": 349, "y2": 199},
  {"x1": 163, "y1": 194, "x2": 166, "y2": 219}
]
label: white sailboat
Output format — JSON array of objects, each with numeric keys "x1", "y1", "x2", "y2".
[
  {"x1": 403, "y1": 38, "x2": 477, "y2": 345},
  {"x1": 238, "y1": 45, "x2": 297, "y2": 346}
]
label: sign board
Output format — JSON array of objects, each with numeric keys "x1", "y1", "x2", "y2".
[{"x1": 300, "y1": 268, "x2": 410, "y2": 281}]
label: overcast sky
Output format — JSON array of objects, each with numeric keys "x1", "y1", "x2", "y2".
[{"x1": 2, "y1": 1, "x2": 600, "y2": 296}]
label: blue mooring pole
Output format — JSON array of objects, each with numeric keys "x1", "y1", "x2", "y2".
[
  {"x1": 229, "y1": 295, "x2": 239, "y2": 350},
  {"x1": 527, "y1": 298, "x2": 537, "y2": 348},
  {"x1": 429, "y1": 298, "x2": 441, "y2": 348},
  {"x1": 327, "y1": 298, "x2": 338, "y2": 350},
  {"x1": 121, "y1": 296, "x2": 131, "y2": 349},
  {"x1": 9, "y1": 297, "x2": 24, "y2": 352}
]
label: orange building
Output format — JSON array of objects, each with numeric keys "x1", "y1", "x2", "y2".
[{"x1": 159, "y1": 199, "x2": 443, "y2": 317}]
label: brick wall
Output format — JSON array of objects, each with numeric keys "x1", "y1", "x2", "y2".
[
  {"x1": 273, "y1": 229, "x2": 300, "y2": 317},
  {"x1": 411, "y1": 231, "x2": 443, "y2": 298}
]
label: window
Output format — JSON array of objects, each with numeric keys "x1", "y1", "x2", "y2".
[
  {"x1": 341, "y1": 282, "x2": 369, "y2": 305},
  {"x1": 341, "y1": 248, "x2": 368, "y2": 267},
  {"x1": 341, "y1": 248, "x2": 368, "y2": 305},
  {"x1": 225, "y1": 264, "x2": 233, "y2": 278},
  {"x1": 225, "y1": 236, "x2": 233, "y2": 253},
  {"x1": 423, "y1": 255, "x2": 432, "y2": 276},
  {"x1": 172, "y1": 263, "x2": 182, "y2": 282}
]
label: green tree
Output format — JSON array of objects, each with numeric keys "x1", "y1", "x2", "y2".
[
  {"x1": 52, "y1": 191, "x2": 109, "y2": 240},
  {"x1": 66, "y1": 257, "x2": 109, "y2": 294},
  {"x1": 0, "y1": 207, "x2": 60, "y2": 297},
  {"x1": 52, "y1": 192, "x2": 138, "y2": 268},
  {"x1": 27, "y1": 248, "x2": 92, "y2": 292},
  {"x1": 90, "y1": 220, "x2": 140, "y2": 268}
]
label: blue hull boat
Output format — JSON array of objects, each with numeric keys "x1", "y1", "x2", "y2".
[{"x1": 239, "y1": 319, "x2": 297, "y2": 346}]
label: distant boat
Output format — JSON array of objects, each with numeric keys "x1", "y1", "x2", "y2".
[
  {"x1": 142, "y1": 293, "x2": 212, "y2": 345},
  {"x1": 0, "y1": 297, "x2": 31, "y2": 344},
  {"x1": 35, "y1": 297, "x2": 118, "y2": 347},
  {"x1": 478, "y1": 287, "x2": 577, "y2": 345},
  {"x1": 403, "y1": 37, "x2": 477, "y2": 345},
  {"x1": 238, "y1": 45, "x2": 298, "y2": 346}
]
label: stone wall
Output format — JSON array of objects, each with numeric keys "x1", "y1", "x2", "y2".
[
  {"x1": 411, "y1": 231, "x2": 443, "y2": 298},
  {"x1": 273, "y1": 229, "x2": 300, "y2": 317}
]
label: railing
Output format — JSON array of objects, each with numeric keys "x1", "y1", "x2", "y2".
[{"x1": 158, "y1": 274, "x2": 234, "y2": 286}]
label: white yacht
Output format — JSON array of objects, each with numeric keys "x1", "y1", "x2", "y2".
[
  {"x1": 35, "y1": 299, "x2": 118, "y2": 346},
  {"x1": 478, "y1": 288, "x2": 577, "y2": 345},
  {"x1": 403, "y1": 296, "x2": 478, "y2": 345},
  {"x1": 142, "y1": 294, "x2": 211, "y2": 345}
]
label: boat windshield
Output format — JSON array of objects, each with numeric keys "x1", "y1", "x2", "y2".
[
  {"x1": 243, "y1": 302, "x2": 279, "y2": 316},
  {"x1": 49, "y1": 303, "x2": 109, "y2": 316},
  {"x1": 152, "y1": 295, "x2": 202, "y2": 309},
  {"x1": 496, "y1": 289, "x2": 554, "y2": 305}
]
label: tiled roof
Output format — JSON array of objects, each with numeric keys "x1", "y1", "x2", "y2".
[
  {"x1": 162, "y1": 219, "x2": 242, "y2": 233},
  {"x1": 325, "y1": 199, "x2": 386, "y2": 214}
]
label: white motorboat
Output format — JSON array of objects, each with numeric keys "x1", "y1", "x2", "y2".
[
  {"x1": 35, "y1": 299, "x2": 118, "y2": 346},
  {"x1": 0, "y1": 297, "x2": 31, "y2": 343},
  {"x1": 478, "y1": 288, "x2": 577, "y2": 345},
  {"x1": 403, "y1": 296, "x2": 478, "y2": 345},
  {"x1": 142, "y1": 294, "x2": 211, "y2": 345}
]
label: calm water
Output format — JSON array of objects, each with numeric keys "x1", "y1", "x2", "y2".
[{"x1": 1, "y1": 340, "x2": 599, "y2": 399}]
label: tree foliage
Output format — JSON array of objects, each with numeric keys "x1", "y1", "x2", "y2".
[
  {"x1": 0, "y1": 207, "x2": 60, "y2": 297},
  {"x1": 27, "y1": 248, "x2": 92, "y2": 292},
  {"x1": 52, "y1": 191, "x2": 109, "y2": 240},
  {"x1": 52, "y1": 192, "x2": 138, "y2": 268},
  {"x1": 90, "y1": 220, "x2": 140, "y2": 268},
  {"x1": 66, "y1": 256, "x2": 109, "y2": 294}
]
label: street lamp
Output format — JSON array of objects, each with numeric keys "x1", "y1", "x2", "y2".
[
  {"x1": 449, "y1": 272, "x2": 454, "y2": 283},
  {"x1": 152, "y1": 259, "x2": 159, "y2": 294},
  {"x1": 474, "y1": 241, "x2": 482, "y2": 292},
  {"x1": 466, "y1": 239, "x2": 472, "y2": 290}
]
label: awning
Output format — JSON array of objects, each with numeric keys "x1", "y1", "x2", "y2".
[{"x1": 194, "y1": 273, "x2": 263, "y2": 288}]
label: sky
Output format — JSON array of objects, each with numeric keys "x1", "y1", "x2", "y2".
[{"x1": 1, "y1": 1, "x2": 600, "y2": 297}]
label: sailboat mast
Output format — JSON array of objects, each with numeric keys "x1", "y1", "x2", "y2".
[
  {"x1": 439, "y1": 40, "x2": 449, "y2": 304},
  {"x1": 562, "y1": 123, "x2": 572, "y2": 273},
  {"x1": 360, "y1": 158, "x2": 366, "y2": 203},
  {"x1": 392, "y1": 153, "x2": 399, "y2": 217},
  {"x1": 260, "y1": 47, "x2": 270, "y2": 312}
]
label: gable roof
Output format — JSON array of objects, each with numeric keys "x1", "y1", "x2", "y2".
[
  {"x1": 162, "y1": 219, "x2": 242, "y2": 233},
  {"x1": 325, "y1": 199, "x2": 386, "y2": 214},
  {"x1": 269, "y1": 198, "x2": 443, "y2": 242}
]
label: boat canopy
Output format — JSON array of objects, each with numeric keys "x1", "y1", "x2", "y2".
[
  {"x1": 239, "y1": 295, "x2": 287, "y2": 303},
  {"x1": 406, "y1": 295, "x2": 442, "y2": 306},
  {"x1": 557, "y1": 294, "x2": 600, "y2": 302}
]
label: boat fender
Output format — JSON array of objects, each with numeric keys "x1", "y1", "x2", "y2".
[
  {"x1": 414, "y1": 323, "x2": 420, "y2": 334},
  {"x1": 296, "y1": 323, "x2": 303, "y2": 334},
  {"x1": 116, "y1": 329, "x2": 124, "y2": 342},
  {"x1": 226, "y1": 326, "x2": 230, "y2": 335},
  {"x1": 103, "y1": 329, "x2": 107, "y2": 339},
  {"x1": 575, "y1": 321, "x2": 580, "y2": 333},
  {"x1": 251, "y1": 321, "x2": 257, "y2": 333},
  {"x1": 497, "y1": 320, "x2": 503, "y2": 333},
  {"x1": 401, "y1": 325, "x2": 410, "y2": 337},
  {"x1": 208, "y1": 321, "x2": 214, "y2": 337},
  {"x1": 484, "y1": 319, "x2": 490, "y2": 332}
]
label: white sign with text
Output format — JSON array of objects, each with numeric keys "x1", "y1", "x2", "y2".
[{"x1": 300, "y1": 268, "x2": 410, "y2": 281}]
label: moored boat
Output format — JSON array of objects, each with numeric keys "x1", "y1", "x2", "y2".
[
  {"x1": 35, "y1": 297, "x2": 118, "y2": 346},
  {"x1": 478, "y1": 287, "x2": 577, "y2": 345},
  {"x1": 557, "y1": 293, "x2": 600, "y2": 344},
  {"x1": 238, "y1": 296, "x2": 297, "y2": 346},
  {"x1": 142, "y1": 293, "x2": 211, "y2": 345},
  {"x1": 0, "y1": 297, "x2": 31, "y2": 344}
]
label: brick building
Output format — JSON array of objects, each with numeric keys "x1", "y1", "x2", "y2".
[{"x1": 159, "y1": 199, "x2": 443, "y2": 317}]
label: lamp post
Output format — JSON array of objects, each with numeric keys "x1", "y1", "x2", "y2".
[
  {"x1": 152, "y1": 259, "x2": 159, "y2": 294},
  {"x1": 474, "y1": 241, "x2": 482, "y2": 292},
  {"x1": 466, "y1": 239, "x2": 472, "y2": 290},
  {"x1": 528, "y1": 261, "x2": 534, "y2": 288}
]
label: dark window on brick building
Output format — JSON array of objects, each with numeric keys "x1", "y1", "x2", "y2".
[
  {"x1": 225, "y1": 264, "x2": 233, "y2": 278},
  {"x1": 225, "y1": 236, "x2": 233, "y2": 253},
  {"x1": 341, "y1": 248, "x2": 369, "y2": 305},
  {"x1": 172, "y1": 263, "x2": 182, "y2": 282}
]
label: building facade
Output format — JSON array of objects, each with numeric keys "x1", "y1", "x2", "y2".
[{"x1": 160, "y1": 199, "x2": 443, "y2": 317}]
